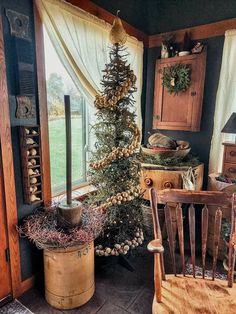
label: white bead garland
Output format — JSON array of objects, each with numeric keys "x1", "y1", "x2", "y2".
[{"x1": 95, "y1": 229, "x2": 144, "y2": 256}]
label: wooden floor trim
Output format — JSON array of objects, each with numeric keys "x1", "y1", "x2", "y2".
[
  {"x1": 149, "y1": 18, "x2": 236, "y2": 48},
  {"x1": 0, "y1": 16, "x2": 21, "y2": 298},
  {"x1": 20, "y1": 276, "x2": 35, "y2": 295}
]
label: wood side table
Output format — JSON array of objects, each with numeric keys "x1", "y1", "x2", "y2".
[{"x1": 222, "y1": 142, "x2": 236, "y2": 179}]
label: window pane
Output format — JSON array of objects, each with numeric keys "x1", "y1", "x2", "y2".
[{"x1": 44, "y1": 29, "x2": 86, "y2": 195}]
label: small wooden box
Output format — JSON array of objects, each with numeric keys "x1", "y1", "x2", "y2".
[
  {"x1": 19, "y1": 126, "x2": 43, "y2": 205},
  {"x1": 222, "y1": 142, "x2": 236, "y2": 179}
]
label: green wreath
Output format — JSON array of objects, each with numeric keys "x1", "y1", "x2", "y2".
[{"x1": 161, "y1": 63, "x2": 191, "y2": 95}]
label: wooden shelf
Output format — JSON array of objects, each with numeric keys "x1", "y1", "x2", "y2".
[
  {"x1": 29, "y1": 173, "x2": 41, "y2": 178},
  {"x1": 27, "y1": 144, "x2": 39, "y2": 148},
  {"x1": 26, "y1": 133, "x2": 39, "y2": 137},
  {"x1": 28, "y1": 165, "x2": 41, "y2": 169},
  {"x1": 28, "y1": 155, "x2": 40, "y2": 159},
  {"x1": 19, "y1": 125, "x2": 44, "y2": 205}
]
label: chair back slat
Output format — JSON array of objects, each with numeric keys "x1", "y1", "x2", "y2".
[
  {"x1": 164, "y1": 204, "x2": 176, "y2": 275},
  {"x1": 201, "y1": 205, "x2": 208, "y2": 279},
  {"x1": 150, "y1": 189, "x2": 236, "y2": 288},
  {"x1": 156, "y1": 189, "x2": 231, "y2": 207},
  {"x1": 189, "y1": 204, "x2": 196, "y2": 278},
  {"x1": 212, "y1": 208, "x2": 222, "y2": 280},
  {"x1": 176, "y1": 203, "x2": 185, "y2": 276}
]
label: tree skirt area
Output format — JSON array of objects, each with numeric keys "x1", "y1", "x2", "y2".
[{"x1": 0, "y1": 300, "x2": 33, "y2": 314}]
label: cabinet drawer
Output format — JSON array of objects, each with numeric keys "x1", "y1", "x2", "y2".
[
  {"x1": 140, "y1": 170, "x2": 182, "y2": 200},
  {"x1": 225, "y1": 146, "x2": 236, "y2": 163},
  {"x1": 223, "y1": 162, "x2": 236, "y2": 179}
]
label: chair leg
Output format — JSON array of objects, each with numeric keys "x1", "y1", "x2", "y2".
[
  {"x1": 228, "y1": 244, "x2": 235, "y2": 287},
  {"x1": 154, "y1": 253, "x2": 162, "y2": 302},
  {"x1": 160, "y1": 253, "x2": 166, "y2": 280}
]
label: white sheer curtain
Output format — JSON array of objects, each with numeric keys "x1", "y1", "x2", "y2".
[
  {"x1": 209, "y1": 30, "x2": 236, "y2": 174},
  {"x1": 35, "y1": 0, "x2": 143, "y2": 130}
]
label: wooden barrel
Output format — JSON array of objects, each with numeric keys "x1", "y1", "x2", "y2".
[{"x1": 44, "y1": 242, "x2": 95, "y2": 310}]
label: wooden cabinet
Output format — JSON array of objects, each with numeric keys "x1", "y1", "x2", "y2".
[
  {"x1": 153, "y1": 49, "x2": 206, "y2": 131},
  {"x1": 222, "y1": 142, "x2": 236, "y2": 179},
  {"x1": 140, "y1": 163, "x2": 204, "y2": 200}
]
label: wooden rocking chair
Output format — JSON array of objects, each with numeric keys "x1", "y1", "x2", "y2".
[{"x1": 148, "y1": 188, "x2": 236, "y2": 314}]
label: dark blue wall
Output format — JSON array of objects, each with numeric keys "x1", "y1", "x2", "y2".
[
  {"x1": 1, "y1": 0, "x2": 42, "y2": 281},
  {"x1": 92, "y1": 0, "x2": 236, "y2": 35},
  {"x1": 144, "y1": 38, "x2": 224, "y2": 186}
]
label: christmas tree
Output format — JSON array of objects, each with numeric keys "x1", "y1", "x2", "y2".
[{"x1": 88, "y1": 14, "x2": 143, "y2": 257}]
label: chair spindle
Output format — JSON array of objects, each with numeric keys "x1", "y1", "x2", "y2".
[
  {"x1": 150, "y1": 188, "x2": 166, "y2": 280},
  {"x1": 212, "y1": 208, "x2": 222, "y2": 280},
  {"x1": 189, "y1": 204, "x2": 196, "y2": 278},
  {"x1": 164, "y1": 204, "x2": 176, "y2": 276},
  {"x1": 176, "y1": 203, "x2": 185, "y2": 276},
  {"x1": 201, "y1": 205, "x2": 208, "y2": 279}
]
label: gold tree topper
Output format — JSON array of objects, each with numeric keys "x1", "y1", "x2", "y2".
[{"x1": 109, "y1": 10, "x2": 127, "y2": 45}]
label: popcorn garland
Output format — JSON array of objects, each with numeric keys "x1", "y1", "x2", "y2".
[{"x1": 95, "y1": 229, "x2": 144, "y2": 256}]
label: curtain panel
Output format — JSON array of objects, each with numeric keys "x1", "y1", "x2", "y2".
[
  {"x1": 35, "y1": 0, "x2": 143, "y2": 130},
  {"x1": 209, "y1": 30, "x2": 236, "y2": 174}
]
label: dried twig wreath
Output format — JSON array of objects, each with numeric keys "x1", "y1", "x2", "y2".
[{"x1": 161, "y1": 63, "x2": 191, "y2": 95}]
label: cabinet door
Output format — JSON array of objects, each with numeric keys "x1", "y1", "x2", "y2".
[{"x1": 153, "y1": 50, "x2": 206, "y2": 131}]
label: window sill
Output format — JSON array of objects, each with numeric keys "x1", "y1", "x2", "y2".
[{"x1": 52, "y1": 182, "x2": 96, "y2": 203}]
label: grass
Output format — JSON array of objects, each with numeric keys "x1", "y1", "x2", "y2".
[{"x1": 48, "y1": 117, "x2": 85, "y2": 193}]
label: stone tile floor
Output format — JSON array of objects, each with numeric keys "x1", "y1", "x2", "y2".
[
  {"x1": 19, "y1": 249, "x2": 155, "y2": 314},
  {"x1": 18, "y1": 243, "x2": 227, "y2": 314}
]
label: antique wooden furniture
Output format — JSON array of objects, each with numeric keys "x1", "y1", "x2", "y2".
[
  {"x1": 222, "y1": 142, "x2": 236, "y2": 180},
  {"x1": 19, "y1": 126, "x2": 43, "y2": 205},
  {"x1": 148, "y1": 188, "x2": 236, "y2": 314},
  {"x1": 153, "y1": 49, "x2": 206, "y2": 131},
  {"x1": 44, "y1": 242, "x2": 95, "y2": 309},
  {"x1": 141, "y1": 163, "x2": 204, "y2": 200}
]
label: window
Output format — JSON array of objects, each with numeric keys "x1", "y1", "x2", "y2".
[{"x1": 44, "y1": 29, "x2": 87, "y2": 195}]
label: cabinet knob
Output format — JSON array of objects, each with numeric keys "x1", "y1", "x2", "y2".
[
  {"x1": 155, "y1": 115, "x2": 160, "y2": 120},
  {"x1": 164, "y1": 181, "x2": 173, "y2": 189},
  {"x1": 228, "y1": 167, "x2": 236, "y2": 173},
  {"x1": 230, "y1": 150, "x2": 236, "y2": 157},
  {"x1": 144, "y1": 178, "x2": 153, "y2": 187},
  {"x1": 191, "y1": 91, "x2": 197, "y2": 96}
]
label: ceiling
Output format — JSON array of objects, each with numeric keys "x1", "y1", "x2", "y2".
[{"x1": 92, "y1": 0, "x2": 236, "y2": 35}]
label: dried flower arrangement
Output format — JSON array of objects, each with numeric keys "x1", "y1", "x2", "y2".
[{"x1": 18, "y1": 204, "x2": 104, "y2": 250}]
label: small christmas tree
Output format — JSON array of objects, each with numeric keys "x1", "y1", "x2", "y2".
[{"x1": 88, "y1": 13, "x2": 143, "y2": 257}]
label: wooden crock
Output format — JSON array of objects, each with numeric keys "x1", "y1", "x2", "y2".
[{"x1": 44, "y1": 242, "x2": 94, "y2": 310}]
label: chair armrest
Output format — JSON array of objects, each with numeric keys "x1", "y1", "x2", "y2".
[{"x1": 147, "y1": 239, "x2": 164, "y2": 254}]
